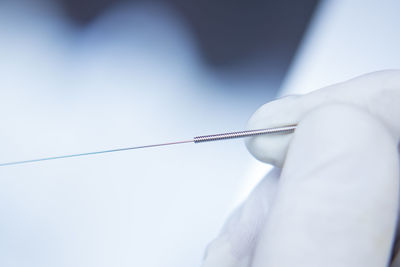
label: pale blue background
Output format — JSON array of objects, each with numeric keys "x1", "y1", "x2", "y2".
[{"x1": 0, "y1": 0, "x2": 399, "y2": 266}]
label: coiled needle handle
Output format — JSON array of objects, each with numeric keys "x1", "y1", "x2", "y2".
[
  {"x1": 0, "y1": 124, "x2": 297, "y2": 167},
  {"x1": 194, "y1": 124, "x2": 297, "y2": 143}
]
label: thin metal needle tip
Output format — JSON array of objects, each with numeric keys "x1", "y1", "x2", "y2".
[
  {"x1": 0, "y1": 124, "x2": 296, "y2": 167},
  {"x1": 0, "y1": 140, "x2": 194, "y2": 167}
]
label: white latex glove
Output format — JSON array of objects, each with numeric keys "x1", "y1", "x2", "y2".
[{"x1": 202, "y1": 70, "x2": 400, "y2": 267}]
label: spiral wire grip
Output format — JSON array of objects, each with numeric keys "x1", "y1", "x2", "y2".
[{"x1": 193, "y1": 124, "x2": 297, "y2": 143}]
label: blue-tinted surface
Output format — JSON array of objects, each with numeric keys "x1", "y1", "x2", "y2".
[{"x1": 0, "y1": 1, "x2": 276, "y2": 266}]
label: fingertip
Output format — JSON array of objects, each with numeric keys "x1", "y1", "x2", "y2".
[
  {"x1": 245, "y1": 134, "x2": 292, "y2": 167},
  {"x1": 245, "y1": 95, "x2": 301, "y2": 167}
]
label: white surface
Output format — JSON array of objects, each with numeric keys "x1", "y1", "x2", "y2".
[
  {"x1": 281, "y1": 0, "x2": 400, "y2": 95},
  {"x1": 0, "y1": 1, "x2": 275, "y2": 266}
]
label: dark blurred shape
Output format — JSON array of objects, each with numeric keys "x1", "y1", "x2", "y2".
[
  {"x1": 60, "y1": 0, "x2": 116, "y2": 25},
  {"x1": 171, "y1": 0, "x2": 320, "y2": 68},
  {"x1": 58, "y1": 0, "x2": 320, "y2": 69}
]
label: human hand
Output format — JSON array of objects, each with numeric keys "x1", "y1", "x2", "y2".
[{"x1": 202, "y1": 70, "x2": 400, "y2": 267}]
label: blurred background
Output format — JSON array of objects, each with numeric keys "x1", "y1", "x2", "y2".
[{"x1": 0, "y1": 0, "x2": 398, "y2": 266}]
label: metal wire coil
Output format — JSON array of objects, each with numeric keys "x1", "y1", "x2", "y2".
[{"x1": 193, "y1": 125, "x2": 297, "y2": 143}]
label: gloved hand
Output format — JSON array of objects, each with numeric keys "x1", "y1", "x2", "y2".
[{"x1": 202, "y1": 70, "x2": 400, "y2": 267}]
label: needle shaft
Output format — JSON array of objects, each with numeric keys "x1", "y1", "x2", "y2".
[
  {"x1": 0, "y1": 140, "x2": 194, "y2": 167},
  {"x1": 0, "y1": 125, "x2": 296, "y2": 167}
]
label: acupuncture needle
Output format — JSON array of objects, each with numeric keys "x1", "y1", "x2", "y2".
[{"x1": 0, "y1": 124, "x2": 297, "y2": 167}]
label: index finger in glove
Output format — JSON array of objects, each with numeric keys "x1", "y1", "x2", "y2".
[{"x1": 246, "y1": 70, "x2": 400, "y2": 167}]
